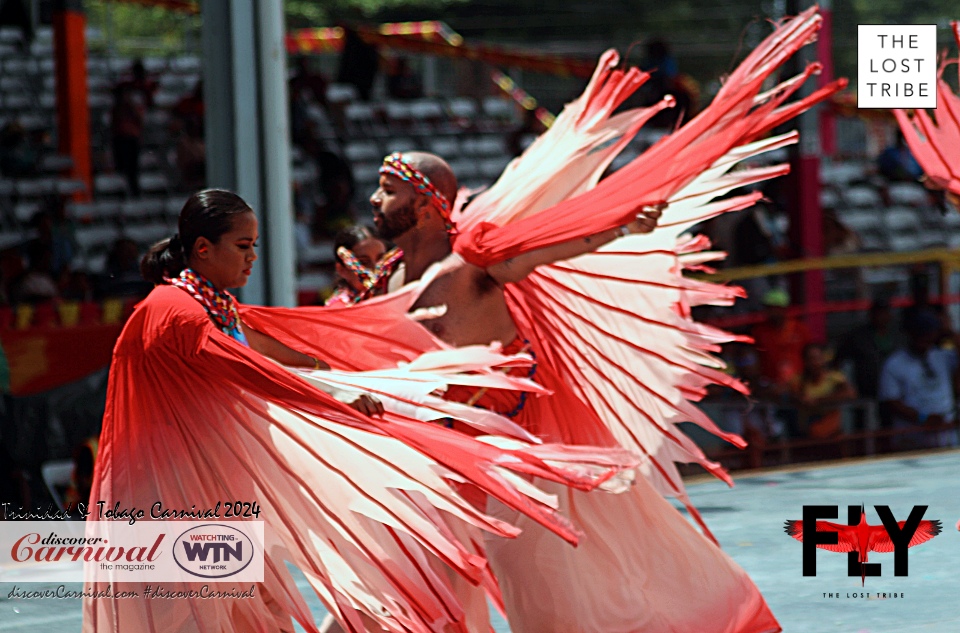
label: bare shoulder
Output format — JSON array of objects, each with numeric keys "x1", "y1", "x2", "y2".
[
  {"x1": 440, "y1": 252, "x2": 482, "y2": 278},
  {"x1": 443, "y1": 253, "x2": 500, "y2": 291}
]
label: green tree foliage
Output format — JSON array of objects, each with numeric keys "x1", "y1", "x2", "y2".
[
  {"x1": 84, "y1": 0, "x2": 200, "y2": 56},
  {"x1": 82, "y1": 0, "x2": 960, "y2": 87},
  {"x1": 285, "y1": 0, "x2": 468, "y2": 29}
]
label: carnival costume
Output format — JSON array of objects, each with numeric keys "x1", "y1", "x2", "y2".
[
  {"x1": 894, "y1": 22, "x2": 960, "y2": 533},
  {"x1": 242, "y1": 9, "x2": 846, "y2": 632},
  {"x1": 83, "y1": 268, "x2": 639, "y2": 633},
  {"x1": 896, "y1": 22, "x2": 960, "y2": 198}
]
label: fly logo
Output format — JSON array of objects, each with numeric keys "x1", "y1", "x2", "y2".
[
  {"x1": 173, "y1": 524, "x2": 254, "y2": 578},
  {"x1": 784, "y1": 505, "x2": 941, "y2": 585}
]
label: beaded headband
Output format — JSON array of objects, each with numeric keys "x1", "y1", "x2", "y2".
[{"x1": 379, "y1": 152, "x2": 456, "y2": 235}]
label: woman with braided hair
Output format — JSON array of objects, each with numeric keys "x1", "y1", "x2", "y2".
[{"x1": 325, "y1": 225, "x2": 400, "y2": 307}]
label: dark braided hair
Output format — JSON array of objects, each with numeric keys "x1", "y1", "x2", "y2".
[
  {"x1": 141, "y1": 189, "x2": 253, "y2": 284},
  {"x1": 332, "y1": 225, "x2": 378, "y2": 265}
]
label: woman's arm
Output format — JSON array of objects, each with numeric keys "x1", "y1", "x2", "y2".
[
  {"x1": 242, "y1": 323, "x2": 330, "y2": 370},
  {"x1": 241, "y1": 322, "x2": 383, "y2": 416}
]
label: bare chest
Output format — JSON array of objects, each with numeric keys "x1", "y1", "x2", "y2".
[{"x1": 410, "y1": 260, "x2": 517, "y2": 347}]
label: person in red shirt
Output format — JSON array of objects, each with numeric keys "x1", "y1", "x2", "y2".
[
  {"x1": 752, "y1": 287, "x2": 813, "y2": 392},
  {"x1": 110, "y1": 60, "x2": 157, "y2": 197}
]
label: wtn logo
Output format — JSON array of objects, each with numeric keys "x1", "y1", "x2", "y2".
[
  {"x1": 784, "y1": 505, "x2": 941, "y2": 585},
  {"x1": 181, "y1": 540, "x2": 243, "y2": 564},
  {"x1": 173, "y1": 524, "x2": 255, "y2": 579}
]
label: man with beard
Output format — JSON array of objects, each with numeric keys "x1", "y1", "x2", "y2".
[
  {"x1": 371, "y1": 151, "x2": 661, "y2": 346},
  {"x1": 281, "y1": 13, "x2": 841, "y2": 629},
  {"x1": 341, "y1": 150, "x2": 782, "y2": 633}
]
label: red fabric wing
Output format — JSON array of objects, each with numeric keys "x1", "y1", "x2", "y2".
[
  {"x1": 870, "y1": 520, "x2": 942, "y2": 553},
  {"x1": 784, "y1": 520, "x2": 857, "y2": 553}
]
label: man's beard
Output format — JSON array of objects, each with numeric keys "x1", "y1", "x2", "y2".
[{"x1": 377, "y1": 202, "x2": 418, "y2": 241}]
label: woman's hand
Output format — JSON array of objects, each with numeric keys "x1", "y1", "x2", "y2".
[{"x1": 334, "y1": 389, "x2": 385, "y2": 417}]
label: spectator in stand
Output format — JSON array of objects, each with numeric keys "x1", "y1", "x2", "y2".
[
  {"x1": 63, "y1": 437, "x2": 98, "y2": 511},
  {"x1": 0, "y1": 120, "x2": 39, "y2": 178},
  {"x1": 289, "y1": 58, "x2": 329, "y2": 148},
  {"x1": 823, "y1": 209, "x2": 861, "y2": 256},
  {"x1": 641, "y1": 38, "x2": 693, "y2": 128},
  {"x1": 289, "y1": 57, "x2": 328, "y2": 109},
  {"x1": 751, "y1": 287, "x2": 813, "y2": 393},
  {"x1": 386, "y1": 57, "x2": 423, "y2": 100},
  {"x1": 100, "y1": 238, "x2": 151, "y2": 299},
  {"x1": 32, "y1": 198, "x2": 78, "y2": 278},
  {"x1": 730, "y1": 196, "x2": 789, "y2": 311},
  {"x1": 670, "y1": 73, "x2": 701, "y2": 122},
  {"x1": 835, "y1": 298, "x2": 897, "y2": 400},
  {"x1": 62, "y1": 270, "x2": 93, "y2": 303},
  {"x1": 877, "y1": 131, "x2": 923, "y2": 182},
  {"x1": 901, "y1": 265, "x2": 936, "y2": 334},
  {"x1": 336, "y1": 26, "x2": 379, "y2": 101},
  {"x1": 176, "y1": 117, "x2": 206, "y2": 191},
  {"x1": 11, "y1": 242, "x2": 58, "y2": 304},
  {"x1": 642, "y1": 39, "x2": 678, "y2": 101},
  {"x1": 171, "y1": 79, "x2": 204, "y2": 137},
  {"x1": 27, "y1": 210, "x2": 72, "y2": 281},
  {"x1": 792, "y1": 344, "x2": 856, "y2": 439},
  {"x1": 0, "y1": 248, "x2": 24, "y2": 305},
  {"x1": 879, "y1": 309, "x2": 960, "y2": 449},
  {"x1": 110, "y1": 59, "x2": 157, "y2": 197},
  {"x1": 714, "y1": 342, "x2": 783, "y2": 467},
  {"x1": 312, "y1": 146, "x2": 357, "y2": 239},
  {"x1": 733, "y1": 191, "x2": 793, "y2": 264}
]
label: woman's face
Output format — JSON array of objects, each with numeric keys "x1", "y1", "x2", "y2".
[
  {"x1": 336, "y1": 237, "x2": 386, "y2": 292},
  {"x1": 193, "y1": 211, "x2": 259, "y2": 291}
]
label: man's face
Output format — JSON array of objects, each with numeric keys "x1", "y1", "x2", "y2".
[{"x1": 370, "y1": 174, "x2": 420, "y2": 241}]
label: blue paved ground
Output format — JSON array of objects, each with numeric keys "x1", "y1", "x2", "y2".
[{"x1": 3, "y1": 450, "x2": 959, "y2": 632}]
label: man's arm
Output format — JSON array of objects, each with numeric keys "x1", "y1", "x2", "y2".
[
  {"x1": 486, "y1": 204, "x2": 664, "y2": 285},
  {"x1": 882, "y1": 398, "x2": 923, "y2": 423},
  {"x1": 877, "y1": 357, "x2": 924, "y2": 423}
]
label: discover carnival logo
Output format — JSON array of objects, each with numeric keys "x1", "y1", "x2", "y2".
[
  {"x1": 173, "y1": 524, "x2": 255, "y2": 579},
  {"x1": 0, "y1": 520, "x2": 264, "y2": 583}
]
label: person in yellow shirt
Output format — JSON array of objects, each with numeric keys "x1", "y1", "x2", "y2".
[{"x1": 792, "y1": 344, "x2": 857, "y2": 439}]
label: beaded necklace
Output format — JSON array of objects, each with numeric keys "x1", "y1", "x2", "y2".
[{"x1": 167, "y1": 268, "x2": 249, "y2": 346}]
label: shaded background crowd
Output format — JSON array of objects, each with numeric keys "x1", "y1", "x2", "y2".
[{"x1": 1, "y1": 0, "x2": 959, "y2": 513}]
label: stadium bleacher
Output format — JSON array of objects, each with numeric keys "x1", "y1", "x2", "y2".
[
  {"x1": 0, "y1": 21, "x2": 948, "y2": 319},
  {"x1": 0, "y1": 23, "x2": 535, "y2": 311}
]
